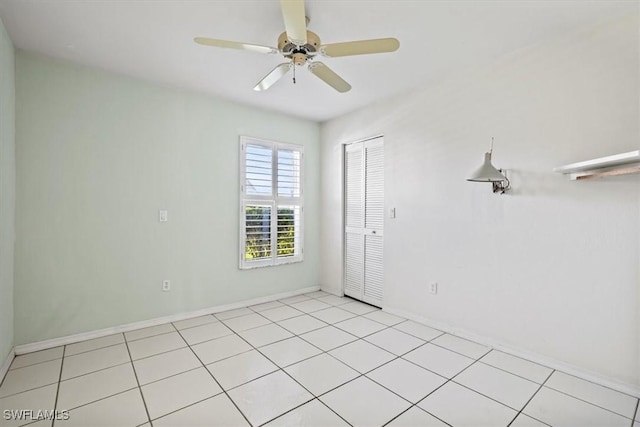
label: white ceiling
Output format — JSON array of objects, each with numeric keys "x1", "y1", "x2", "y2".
[{"x1": 0, "y1": 0, "x2": 636, "y2": 122}]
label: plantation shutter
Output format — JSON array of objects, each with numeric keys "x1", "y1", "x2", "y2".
[
  {"x1": 275, "y1": 146, "x2": 302, "y2": 260},
  {"x1": 277, "y1": 148, "x2": 301, "y2": 198},
  {"x1": 240, "y1": 137, "x2": 303, "y2": 269},
  {"x1": 244, "y1": 143, "x2": 273, "y2": 197},
  {"x1": 243, "y1": 204, "x2": 274, "y2": 264}
]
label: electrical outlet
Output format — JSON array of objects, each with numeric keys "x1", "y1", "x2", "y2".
[
  {"x1": 162, "y1": 280, "x2": 171, "y2": 292},
  {"x1": 159, "y1": 210, "x2": 168, "y2": 222},
  {"x1": 429, "y1": 282, "x2": 438, "y2": 295}
]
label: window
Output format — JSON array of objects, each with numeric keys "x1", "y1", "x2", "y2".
[{"x1": 240, "y1": 136, "x2": 303, "y2": 269}]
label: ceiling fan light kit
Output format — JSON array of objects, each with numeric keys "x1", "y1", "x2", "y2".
[{"x1": 194, "y1": 0, "x2": 399, "y2": 93}]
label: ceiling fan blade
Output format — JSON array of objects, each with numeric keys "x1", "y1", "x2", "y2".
[
  {"x1": 321, "y1": 38, "x2": 399, "y2": 58},
  {"x1": 253, "y1": 63, "x2": 292, "y2": 91},
  {"x1": 308, "y1": 62, "x2": 351, "y2": 93},
  {"x1": 194, "y1": 37, "x2": 278, "y2": 55},
  {"x1": 280, "y1": 0, "x2": 307, "y2": 46}
]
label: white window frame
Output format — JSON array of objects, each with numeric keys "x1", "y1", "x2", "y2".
[{"x1": 239, "y1": 136, "x2": 304, "y2": 269}]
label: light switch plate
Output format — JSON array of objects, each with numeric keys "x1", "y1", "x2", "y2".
[{"x1": 159, "y1": 210, "x2": 168, "y2": 222}]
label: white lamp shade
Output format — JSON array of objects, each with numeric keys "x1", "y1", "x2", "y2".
[{"x1": 467, "y1": 152, "x2": 506, "y2": 182}]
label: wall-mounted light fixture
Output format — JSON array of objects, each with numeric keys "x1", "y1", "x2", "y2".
[{"x1": 467, "y1": 137, "x2": 510, "y2": 194}]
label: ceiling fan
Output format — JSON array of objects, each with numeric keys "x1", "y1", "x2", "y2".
[{"x1": 194, "y1": 0, "x2": 400, "y2": 93}]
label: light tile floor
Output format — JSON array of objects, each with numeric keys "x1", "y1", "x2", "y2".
[{"x1": 1, "y1": 291, "x2": 638, "y2": 427}]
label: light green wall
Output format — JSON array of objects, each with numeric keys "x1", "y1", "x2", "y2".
[
  {"x1": 14, "y1": 51, "x2": 320, "y2": 345},
  {"x1": 0, "y1": 17, "x2": 15, "y2": 365},
  {"x1": 0, "y1": 20, "x2": 16, "y2": 366}
]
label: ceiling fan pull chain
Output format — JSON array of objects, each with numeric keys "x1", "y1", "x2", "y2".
[{"x1": 293, "y1": 63, "x2": 296, "y2": 84}]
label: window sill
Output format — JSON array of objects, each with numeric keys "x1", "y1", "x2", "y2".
[{"x1": 239, "y1": 256, "x2": 304, "y2": 270}]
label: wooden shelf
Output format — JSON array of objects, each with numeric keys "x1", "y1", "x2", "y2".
[{"x1": 554, "y1": 150, "x2": 640, "y2": 180}]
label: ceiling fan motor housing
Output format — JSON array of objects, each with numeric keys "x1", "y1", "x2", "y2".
[{"x1": 278, "y1": 31, "x2": 320, "y2": 65}]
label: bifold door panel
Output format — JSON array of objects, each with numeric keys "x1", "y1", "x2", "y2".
[{"x1": 344, "y1": 137, "x2": 384, "y2": 307}]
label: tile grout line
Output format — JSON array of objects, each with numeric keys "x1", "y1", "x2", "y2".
[
  {"x1": 220, "y1": 305, "x2": 628, "y2": 427},
  {"x1": 1, "y1": 294, "x2": 439, "y2": 426},
  {"x1": 449, "y1": 361, "x2": 540, "y2": 412},
  {"x1": 381, "y1": 404, "x2": 453, "y2": 427},
  {"x1": 172, "y1": 325, "x2": 255, "y2": 427},
  {"x1": 482, "y1": 347, "x2": 555, "y2": 372},
  {"x1": 0, "y1": 295, "x2": 419, "y2": 371},
  {"x1": 0, "y1": 357, "x2": 10, "y2": 389},
  {"x1": 506, "y1": 369, "x2": 556, "y2": 427},
  {"x1": 63, "y1": 339, "x2": 125, "y2": 358},
  {"x1": 530, "y1": 361, "x2": 639, "y2": 420},
  {"x1": 273, "y1": 332, "x2": 434, "y2": 425},
  {"x1": 179, "y1": 295, "x2": 374, "y2": 343},
  {"x1": 307, "y1": 300, "x2": 564, "y2": 396},
  {"x1": 244, "y1": 301, "x2": 466, "y2": 426},
  {"x1": 272, "y1": 317, "x2": 329, "y2": 336},
  {"x1": 0, "y1": 381, "x2": 61, "y2": 401},
  {"x1": 5, "y1": 355, "x2": 64, "y2": 373},
  {"x1": 50, "y1": 345, "x2": 66, "y2": 427},
  {"x1": 227, "y1": 296, "x2": 354, "y2": 426},
  {"x1": 259, "y1": 399, "x2": 350, "y2": 427},
  {"x1": 0, "y1": 294, "x2": 532, "y2": 370},
  {"x1": 302, "y1": 302, "x2": 639, "y2": 425},
  {"x1": 0, "y1": 307, "x2": 539, "y2": 425},
  {"x1": 136, "y1": 365, "x2": 203, "y2": 389},
  {"x1": 545, "y1": 368, "x2": 640, "y2": 400},
  {"x1": 125, "y1": 330, "x2": 177, "y2": 344},
  {"x1": 199, "y1": 295, "x2": 374, "y2": 349},
  {"x1": 395, "y1": 344, "x2": 505, "y2": 425},
  {"x1": 0, "y1": 300, "x2": 524, "y2": 425},
  {"x1": 541, "y1": 383, "x2": 639, "y2": 421},
  {"x1": 8, "y1": 292, "x2": 636, "y2": 427},
  {"x1": 44, "y1": 359, "x2": 132, "y2": 388},
  {"x1": 243, "y1": 305, "x2": 355, "y2": 426},
  {"x1": 251, "y1": 302, "x2": 437, "y2": 405},
  {"x1": 25, "y1": 324, "x2": 600, "y2": 427},
  {"x1": 129, "y1": 344, "x2": 190, "y2": 363},
  {"x1": 171, "y1": 316, "x2": 220, "y2": 330},
  {"x1": 476, "y1": 358, "x2": 551, "y2": 385},
  {"x1": 126, "y1": 321, "x2": 174, "y2": 342},
  {"x1": 124, "y1": 335, "x2": 153, "y2": 426},
  {"x1": 66, "y1": 306, "x2": 366, "y2": 404},
  {"x1": 144, "y1": 393, "x2": 228, "y2": 426},
  {"x1": 424, "y1": 339, "x2": 488, "y2": 362},
  {"x1": 49, "y1": 386, "x2": 140, "y2": 415}
]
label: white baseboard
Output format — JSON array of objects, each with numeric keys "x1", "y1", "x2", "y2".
[
  {"x1": 14, "y1": 285, "x2": 320, "y2": 355},
  {"x1": 0, "y1": 347, "x2": 15, "y2": 384},
  {"x1": 384, "y1": 307, "x2": 640, "y2": 399},
  {"x1": 319, "y1": 287, "x2": 343, "y2": 297}
]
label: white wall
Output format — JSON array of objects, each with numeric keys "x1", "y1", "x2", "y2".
[
  {"x1": 0, "y1": 16, "x2": 15, "y2": 366},
  {"x1": 14, "y1": 52, "x2": 320, "y2": 345},
  {"x1": 320, "y1": 14, "x2": 639, "y2": 389}
]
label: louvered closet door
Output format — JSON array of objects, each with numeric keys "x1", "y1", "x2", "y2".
[
  {"x1": 363, "y1": 138, "x2": 384, "y2": 305},
  {"x1": 344, "y1": 143, "x2": 364, "y2": 300},
  {"x1": 344, "y1": 137, "x2": 384, "y2": 307}
]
